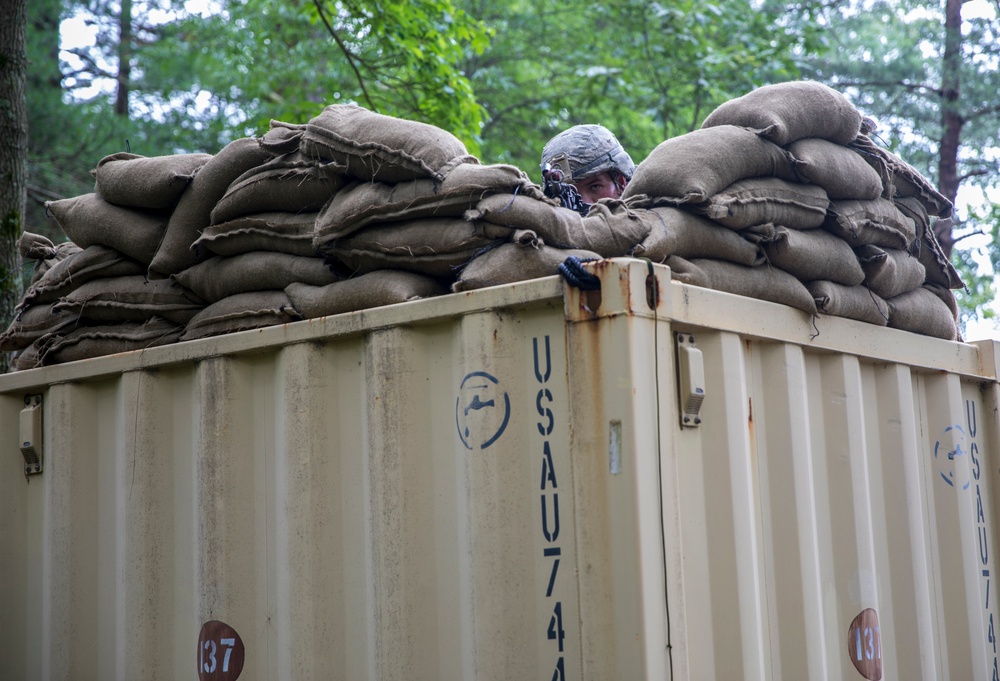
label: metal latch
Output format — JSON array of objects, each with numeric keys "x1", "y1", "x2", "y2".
[
  {"x1": 20, "y1": 394, "x2": 43, "y2": 475},
  {"x1": 676, "y1": 334, "x2": 705, "y2": 427}
]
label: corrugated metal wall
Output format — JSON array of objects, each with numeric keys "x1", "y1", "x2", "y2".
[{"x1": 1, "y1": 259, "x2": 998, "y2": 680}]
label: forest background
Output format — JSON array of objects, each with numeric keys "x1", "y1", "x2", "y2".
[{"x1": 3, "y1": 0, "x2": 1000, "y2": 338}]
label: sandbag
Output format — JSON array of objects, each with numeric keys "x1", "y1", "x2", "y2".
[
  {"x1": 92, "y1": 151, "x2": 213, "y2": 211},
  {"x1": 631, "y1": 207, "x2": 765, "y2": 266},
  {"x1": 260, "y1": 121, "x2": 305, "y2": 156},
  {"x1": 54, "y1": 275, "x2": 205, "y2": 325},
  {"x1": 328, "y1": 218, "x2": 514, "y2": 278},
  {"x1": 762, "y1": 226, "x2": 866, "y2": 285},
  {"x1": 664, "y1": 257, "x2": 818, "y2": 314},
  {"x1": 787, "y1": 138, "x2": 884, "y2": 200},
  {"x1": 0, "y1": 302, "x2": 80, "y2": 352},
  {"x1": 18, "y1": 235, "x2": 83, "y2": 286},
  {"x1": 849, "y1": 135, "x2": 953, "y2": 217},
  {"x1": 693, "y1": 177, "x2": 829, "y2": 230},
  {"x1": 916, "y1": 219, "x2": 965, "y2": 290},
  {"x1": 173, "y1": 252, "x2": 339, "y2": 302},
  {"x1": 209, "y1": 151, "x2": 348, "y2": 225},
  {"x1": 806, "y1": 280, "x2": 889, "y2": 326},
  {"x1": 45, "y1": 193, "x2": 167, "y2": 265},
  {"x1": 21, "y1": 245, "x2": 145, "y2": 306},
  {"x1": 823, "y1": 198, "x2": 917, "y2": 251},
  {"x1": 299, "y1": 103, "x2": 475, "y2": 183},
  {"x1": 314, "y1": 163, "x2": 541, "y2": 246},
  {"x1": 887, "y1": 285, "x2": 959, "y2": 340},
  {"x1": 286, "y1": 270, "x2": 446, "y2": 319},
  {"x1": 149, "y1": 137, "x2": 272, "y2": 277},
  {"x1": 194, "y1": 211, "x2": 319, "y2": 258},
  {"x1": 40, "y1": 318, "x2": 183, "y2": 366},
  {"x1": 180, "y1": 291, "x2": 303, "y2": 341},
  {"x1": 701, "y1": 80, "x2": 862, "y2": 146},
  {"x1": 622, "y1": 125, "x2": 795, "y2": 204},
  {"x1": 855, "y1": 244, "x2": 926, "y2": 299},
  {"x1": 452, "y1": 243, "x2": 602, "y2": 292}
]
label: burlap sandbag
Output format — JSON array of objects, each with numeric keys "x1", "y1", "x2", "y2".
[
  {"x1": 917, "y1": 220, "x2": 965, "y2": 290},
  {"x1": 193, "y1": 211, "x2": 318, "y2": 258},
  {"x1": 631, "y1": 207, "x2": 764, "y2": 266},
  {"x1": 299, "y1": 103, "x2": 475, "y2": 183},
  {"x1": 823, "y1": 198, "x2": 917, "y2": 251},
  {"x1": 40, "y1": 318, "x2": 183, "y2": 366},
  {"x1": 887, "y1": 285, "x2": 959, "y2": 340},
  {"x1": 21, "y1": 245, "x2": 145, "y2": 306},
  {"x1": 762, "y1": 226, "x2": 865, "y2": 285},
  {"x1": 260, "y1": 121, "x2": 305, "y2": 156},
  {"x1": 787, "y1": 138, "x2": 884, "y2": 200},
  {"x1": 11, "y1": 341, "x2": 45, "y2": 372},
  {"x1": 314, "y1": 163, "x2": 541, "y2": 246},
  {"x1": 149, "y1": 137, "x2": 272, "y2": 277},
  {"x1": 465, "y1": 194, "x2": 651, "y2": 255},
  {"x1": 622, "y1": 125, "x2": 795, "y2": 204},
  {"x1": 328, "y1": 218, "x2": 514, "y2": 278},
  {"x1": 849, "y1": 135, "x2": 953, "y2": 217},
  {"x1": 701, "y1": 80, "x2": 862, "y2": 146},
  {"x1": 693, "y1": 177, "x2": 829, "y2": 230},
  {"x1": 452, "y1": 242, "x2": 602, "y2": 292},
  {"x1": 22, "y1": 239, "x2": 84, "y2": 286},
  {"x1": 285, "y1": 269, "x2": 446, "y2": 319},
  {"x1": 664, "y1": 257, "x2": 818, "y2": 314},
  {"x1": 855, "y1": 244, "x2": 926, "y2": 299},
  {"x1": 54, "y1": 275, "x2": 205, "y2": 325},
  {"x1": 210, "y1": 151, "x2": 348, "y2": 225},
  {"x1": 0, "y1": 302, "x2": 80, "y2": 352},
  {"x1": 45, "y1": 193, "x2": 167, "y2": 265},
  {"x1": 173, "y1": 252, "x2": 339, "y2": 303},
  {"x1": 16, "y1": 231, "x2": 56, "y2": 260},
  {"x1": 806, "y1": 280, "x2": 889, "y2": 326},
  {"x1": 180, "y1": 290, "x2": 302, "y2": 341},
  {"x1": 92, "y1": 151, "x2": 213, "y2": 211}
]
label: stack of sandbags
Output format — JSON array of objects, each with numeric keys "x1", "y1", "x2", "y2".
[{"x1": 622, "y1": 80, "x2": 964, "y2": 340}]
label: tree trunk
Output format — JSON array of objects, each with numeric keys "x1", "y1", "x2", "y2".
[
  {"x1": 937, "y1": 0, "x2": 964, "y2": 256},
  {"x1": 115, "y1": 0, "x2": 133, "y2": 116},
  {"x1": 0, "y1": 0, "x2": 29, "y2": 372}
]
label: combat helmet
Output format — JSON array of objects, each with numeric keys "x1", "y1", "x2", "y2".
[{"x1": 539, "y1": 124, "x2": 635, "y2": 184}]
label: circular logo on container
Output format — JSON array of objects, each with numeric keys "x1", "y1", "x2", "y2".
[
  {"x1": 198, "y1": 620, "x2": 245, "y2": 681},
  {"x1": 456, "y1": 371, "x2": 511, "y2": 450},
  {"x1": 934, "y1": 424, "x2": 970, "y2": 490}
]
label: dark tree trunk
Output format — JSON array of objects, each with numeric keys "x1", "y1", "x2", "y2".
[
  {"x1": 115, "y1": 0, "x2": 133, "y2": 116},
  {"x1": 937, "y1": 0, "x2": 964, "y2": 256},
  {"x1": 0, "y1": 0, "x2": 29, "y2": 371}
]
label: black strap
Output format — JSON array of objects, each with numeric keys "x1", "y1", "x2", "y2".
[{"x1": 558, "y1": 256, "x2": 601, "y2": 290}]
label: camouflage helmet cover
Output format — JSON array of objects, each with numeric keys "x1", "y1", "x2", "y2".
[{"x1": 539, "y1": 124, "x2": 635, "y2": 183}]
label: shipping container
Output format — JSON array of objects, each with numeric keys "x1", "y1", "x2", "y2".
[{"x1": 1, "y1": 258, "x2": 998, "y2": 680}]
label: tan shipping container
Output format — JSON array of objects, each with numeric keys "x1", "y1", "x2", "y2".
[{"x1": 1, "y1": 258, "x2": 998, "y2": 680}]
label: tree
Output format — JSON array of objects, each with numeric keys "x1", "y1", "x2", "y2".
[{"x1": 1, "y1": 0, "x2": 29, "y2": 371}]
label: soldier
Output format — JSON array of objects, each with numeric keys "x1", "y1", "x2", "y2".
[{"x1": 539, "y1": 124, "x2": 635, "y2": 215}]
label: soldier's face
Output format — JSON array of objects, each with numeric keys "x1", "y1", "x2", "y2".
[{"x1": 573, "y1": 172, "x2": 622, "y2": 204}]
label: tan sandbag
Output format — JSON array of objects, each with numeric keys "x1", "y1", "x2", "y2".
[
  {"x1": 260, "y1": 121, "x2": 305, "y2": 156},
  {"x1": 149, "y1": 137, "x2": 272, "y2": 277},
  {"x1": 314, "y1": 163, "x2": 541, "y2": 246},
  {"x1": 24, "y1": 240, "x2": 84, "y2": 286},
  {"x1": 54, "y1": 275, "x2": 205, "y2": 325},
  {"x1": 180, "y1": 290, "x2": 302, "y2": 341},
  {"x1": 667, "y1": 257, "x2": 818, "y2": 314},
  {"x1": 22, "y1": 245, "x2": 145, "y2": 306},
  {"x1": 0, "y1": 302, "x2": 80, "y2": 352},
  {"x1": 622, "y1": 125, "x2": 795, "y2": 204},
  {"x1": 194, "y1": 211, "x2": 318, "y2": 258},
  {"x1": 328, "y1": 218, "x2": 513, "y2": 278},
  {"x1": 701, "y1": 80, "x2": 862, "y2": 146},
  {"x1": 855, "y1": 244, "x2": 926, "y2": 299},
  {"x1": 92, "y1": 151, "x2": 213, "y2": 211},
  {"x1": 11, "y1": 341, "x2": 45, "y2": 372},
  {"x1": 452, "y1": 242, "x2": 602, "y2": 292},
  {"x1": 887, "y1": 285, "x2": 959, "y2": 340},
  {"x1": 806, "y1": 280, "x2": 889, "y2": 326},
  {"x1": 823, "y1": 198, "x2": 917, "y2": 251},
  {"x1": 286, "y1": 270, "x2": 446, "y2": 319},
  {"x1": 916, "y1": 218, "x2": 965, "y2": 290},
  {"x1": 209, "y1": 151, "x2": 348, "y2": 225},
  {"x1": 849, "y1": 134, "x2": 953, "y2": 217},
  {"x1": 631, "y1": 207, "x2": 764, "y2": 266},
  {"x1": 762, "y1": 226, "x2": 866, "y2": 285},
  {"x1": 173, "y1": 252, "x2": 339, "y2": 302},
  {"x1": 45, "y1": 193, "x2": 167, "y2": 265},
  {"x1": 300, "y1": 103, "x2": 475, "y2": 183},
  {"x1": 40, "y1": 318, "x2": 183, "y2": 366},
  {"x1": 16, "y1": 231, "x2": 56, "y2": 260},
  {"x1": 693, "y1": 177, "x2": 829, "y2": 230},
  {"x1": 787, "y1": 138, "x2": 884, "y2": 200}
]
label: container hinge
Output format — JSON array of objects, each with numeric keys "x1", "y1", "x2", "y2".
[
  {"x1": 676, "y1": 334, "x2": 704, "y2": 428},
  {"x1": 20, "y1": 394, "x2": 43, "y2": 476}
]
